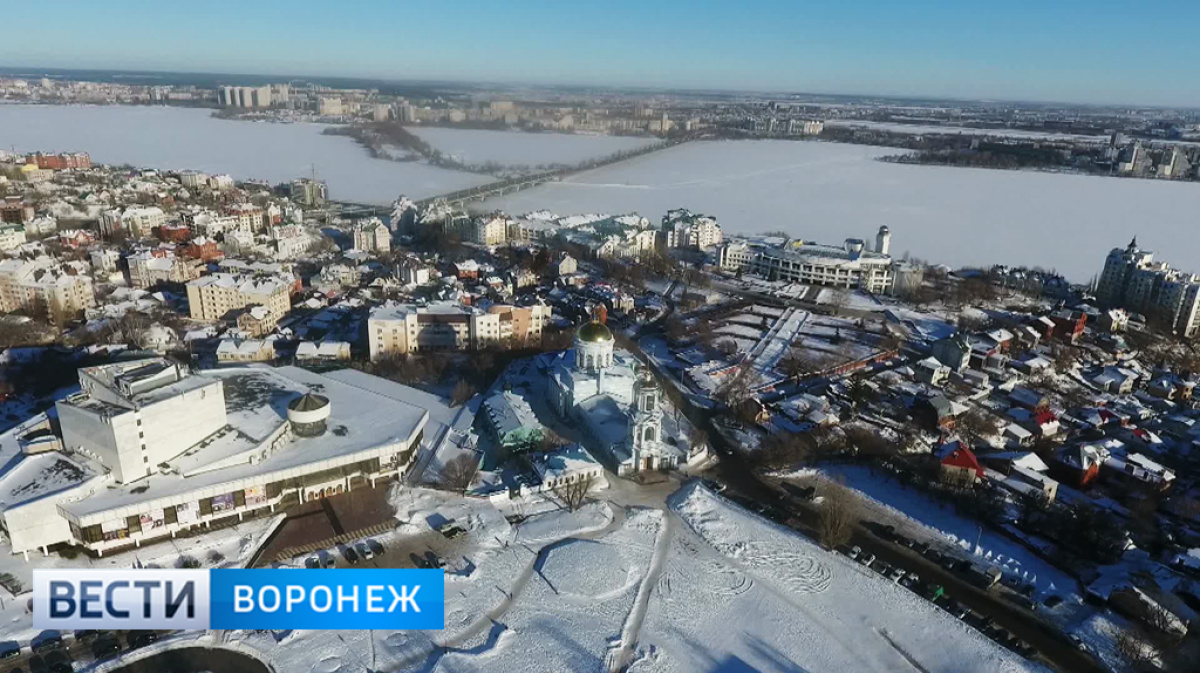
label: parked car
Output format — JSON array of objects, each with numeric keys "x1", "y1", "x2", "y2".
[
  {"x1": 304, "y1": 556, "x2": 321, "y2": 569},
  {"x1": 72, "y1": 630, "x2": 99, "y2": 643},
  {"x1": 41, "y1": 650, "x2": 71, "y2": 673},
  {"x1": 340, "y1": 545, "x2": 360, "y2": 564},
  {"x1": 366, "y1": 539, "x2": 384, "y2": 556},
  {"x1": 923, "y1": 549, "x2": 943, "y2": 564},
  {"x1": 942, "y1": 600, "x2": 969, "y2": 619},
  {"x1": 857, "y1": 552, "x2": 876, "y2": 567},
  {"x1": 846, "y1": 545, "x2": 861, "y2": 561},
  {"x1": 1042, "y1": 595, "x2": 1064, "y2": 609},
  {"x1": 316, "y1": 550, "x2": 336, "y2": 568},
  {"x1": 30, "y1": 632, "x2": 63, "y2": 654},
  {"x1": 887, "y1": 567, "x2": 906, "y2": 583},
  {"x1": 0, "y1": 640, "x2": 20, "y2": 660},
  {"x1": 91, "y1": 635, "x2": 121, "y2": 659},
  {"x1": 355, "y1": 541, "x2": 374, "y2": 561},
  {"x1": 126, "y1": 631, "x2": 158, "y2": 649}
]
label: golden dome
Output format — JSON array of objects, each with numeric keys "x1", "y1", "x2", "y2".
[{"x1": 577, "y1": 321, "x2": 614, "y2": 343}]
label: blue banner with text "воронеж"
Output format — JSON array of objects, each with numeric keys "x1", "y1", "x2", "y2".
[{"x1": 34, "y1": 568, "x2": 445, "y2": 631}]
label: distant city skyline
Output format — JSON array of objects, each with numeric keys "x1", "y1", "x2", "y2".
[{"x1": 3, "y1": 0, "x2": 1200, "y2": 108}]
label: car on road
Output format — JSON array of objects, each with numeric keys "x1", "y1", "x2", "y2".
[
  {"x1": 366, "y1": 539, "x2": 385, "y2": 556},
  {"x1": 857, "y1": 552, "x2": 876, "y2": 567},
  {"x1": 923, "y1": 549, "x2": 943, "y2": 564},
  {"x1": 887, "y1": 566, "x2": 906, "y2": 583},
  {"x1": 91, "y1": 635, "x2": 121, "y2": 660},
  {"x1": 126, "y1": 631, "x2": 159, "y2": 649},
  {"x1": 304, "y1": 556, "x2": 321, "y2": 569},
  {"x1": 0, "y1": 641, "x2": 20, "y2": 660},
  {"x1": 846, "y1": 545, "x2": 861, "y2": 561},
  {"x1": 1013, "y1": 640, "x2": 1036, "y2": 657},
  {"x1": 942, "y1": 600, "x2": 969, "y2": 619},
  {"x1": 340, "y1": 545, "x2": 360, "y2": 564}
]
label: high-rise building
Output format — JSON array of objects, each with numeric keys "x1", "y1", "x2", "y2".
[
  {"x1": 290, "y1": 178, "x2": 328, "y2": 207},
  {"x1": 876, "y1": 225, "x2": 891, "y2": 255},
  {"x1": 1096, "y1": 238, "x2": 1200, "y2": 337}
]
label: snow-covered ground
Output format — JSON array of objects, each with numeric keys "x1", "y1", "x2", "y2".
[
  {"x1": 0, "y1": 104, "x2": 491, "y2": 203},
  {"x1": 630, "y1": 483, "x2": 1038, "y2": 673},
  {"x1": 820, "y1": 464, "x2": 1076, "y2": 597},
  {"x1": 483, "y1": 139, "x2": 1200, "y2": 281},
  {"x1": 0, "y1": 514, "x2": 280, "y2": 644},
  {"x1": 409, "y1": 127, "x2": 658, "y2": 168}
]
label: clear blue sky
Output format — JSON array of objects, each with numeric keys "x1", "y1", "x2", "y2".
[{"x1": 4, "y1": 1, "x2": 1198, "y2": 106}]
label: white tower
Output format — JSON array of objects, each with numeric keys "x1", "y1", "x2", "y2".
[
  {"x1": 627, "y1": 368, "x2": 663, "y2": 471},
  {"x1": 876, "y1": 225, "x2": 891, "y2": 256}
]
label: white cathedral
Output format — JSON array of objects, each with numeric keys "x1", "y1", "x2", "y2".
[{"x1": 546, "y1": 318, "x2": 682, "y2": 475}]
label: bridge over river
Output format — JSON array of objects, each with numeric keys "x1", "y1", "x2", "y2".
[{"x1": 333, "y1": 136, "x2": 690, "y2": 218}]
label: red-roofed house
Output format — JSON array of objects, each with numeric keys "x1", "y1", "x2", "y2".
[
  {"x1": 937, "y1": 441, "x2": 985, "y2": 486},
  {"x1": 1032, "y1": 409, "x2": 1060, "y2": 437}
]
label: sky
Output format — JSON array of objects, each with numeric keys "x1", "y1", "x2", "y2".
[{"x1": 3, "y1": 1, "x2": 1199, "y2": 107}]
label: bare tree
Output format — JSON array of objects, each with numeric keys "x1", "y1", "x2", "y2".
[
  {"x1": 817, "y1": 480, "x2": 859, "y2": 549},
  {"x1": 440, "y1": 453, "x2": 480, "y2": 495},
  {"x1": 1115, "y1": 627, "x2": 1158, "y2": 672},
  {"x1": 781, "y1": 347, "x2": 822, "y2": 380},
  {"x1": 450, "y1": 379, "x2": 476, "y2": 408},
  {"x1": 714, "y1": 363, "x2": 758, "y2": 410},
  {"x1": 538, "y1": 428, "x2": 570, "y2": 453},
  {"x1": 824, "y1": 288, "x2": 851, "y2": 314},
  {"x1": 754, "y1": 432, "x2": 813, "y2": 470},
  {"x1": 954, "y1": 407, "x2": 1002, "y2": 450},
  {"x1": 552, "y1": 474, "x2": 595, "y2": 512}
]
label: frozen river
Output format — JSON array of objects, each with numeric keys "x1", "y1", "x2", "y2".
[
  {"x1": 409, "y1": 126, "x2": 658, "y2": 167},
  {"x1": 484, "y1": 139, "x2": 1200, "y2": 281},
  {"x1": 4, "y1": 105, "x2": 1197, "y2": 280},
  {"x1": 0, "y1": 104, "x2": 490, "y2": 204}
]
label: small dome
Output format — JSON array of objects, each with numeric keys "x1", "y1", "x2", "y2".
[
  {"x1": 288, "y1": 392, "x2": 329, "y2": 412},
  {"x1": 577, "y1": 321, "x2": 613, "y2": 343}
]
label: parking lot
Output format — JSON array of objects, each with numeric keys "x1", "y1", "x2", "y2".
[{"x1": 0, "y1": 630, "x2": 169, "y2": 673}]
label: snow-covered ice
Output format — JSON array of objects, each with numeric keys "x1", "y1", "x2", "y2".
[
  {"x1": 409, "y1": 127, "x2": 658, "y2": 167},
  {"x1": 0, "y1": 104, "x2": 490, "y2": 204},
  {"x1": 484, "y1": 139, "x2": 1200, "y2": 281}
]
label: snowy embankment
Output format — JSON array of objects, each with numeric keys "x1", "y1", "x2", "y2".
[
  {"x1": 628, "y1": 482, "x2": 1038, "y2": 673},
  {"x1": 819, "y1": 464, "x2": 1075, "y2": 597}
]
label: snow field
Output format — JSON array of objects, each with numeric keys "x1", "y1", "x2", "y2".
[{"x1": 629, "y1": 483, "x2": 1039, "y2": 673}]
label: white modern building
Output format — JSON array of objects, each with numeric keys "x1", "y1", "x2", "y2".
[
  {"x1": 0, "y1": 359, "x2": 473, "y2": 557},
  {"x1": 720, "y1": 233, "x2": 894, "y2": 294},
  {"x1": 662, "y1": 209, "x2": 722, "y2": 250}
]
